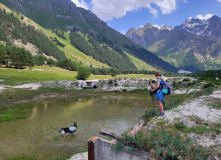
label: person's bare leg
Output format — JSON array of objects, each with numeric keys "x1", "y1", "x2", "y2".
[{"x1": 157, "y1": 100, "x2": 164, "y2": 113}]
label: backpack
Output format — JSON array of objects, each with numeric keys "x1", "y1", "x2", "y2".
[{"x1": 159, "y1": 78, "x2": 172, "y2": 95}]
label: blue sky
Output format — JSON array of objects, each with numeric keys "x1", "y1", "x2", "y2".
[{"x1": 72, "y1": 0, "x2": 221, "y2": 34}]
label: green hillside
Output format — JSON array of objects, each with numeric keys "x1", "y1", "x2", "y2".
[
  {"x1": 124, "y1": 52, "x2": 156, "y2": 71},
  {"x1": 0, "y1": 8, "x2": 66, "y2": 60},
  {"x1": 0, "y1": 0, "x2": 178, "y2": 72},
  {"x1": 0, "y1": 4, "x2": 110, "y2": 68}
]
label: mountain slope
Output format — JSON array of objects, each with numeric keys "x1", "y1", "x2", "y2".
[
  {"x1": 0, "y1": 7, "x2": 67, "y2": 60},
  {"x1": 126, "y1": 19, "x2": 221, "y2": 72},
  {"x1": 175, "y1": 16, "x2": 221, "y2": 40},
  {"x1": 1, "y1": 0, "x2": 178, "y2": 72},
  {"x1": 0, "y1": 3, "x2": 111, "y2": 68}
]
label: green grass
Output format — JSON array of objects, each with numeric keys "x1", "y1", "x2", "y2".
[
  {"x1": 0, "y1": 67, "x2": 155, "y2": 85},
  {"x1": 0, "y1": 67, "x2": 77, "y2": 85},
  {"x1": 174, "y1": 121, "x2": 221, "y2": 135}
]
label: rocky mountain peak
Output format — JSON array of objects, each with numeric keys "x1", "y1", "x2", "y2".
[
  {"x1": 125, "y1": 15, "x2": 221, "y2": 71},
  {"x1": 143, "y1": 23, "x2": 153, "y2": 29},
  {"x1": 160, "y1": 24, "x2": 169, "y2": 30},
  {"x1": 175, "y1": 15, "x2": 221, "y2": 39}
]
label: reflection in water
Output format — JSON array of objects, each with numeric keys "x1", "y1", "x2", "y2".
[
  {"x1": 45, "y1": 103, "x2": 47, "y2": 111},
  {"x1": 0, "y1": 94, "x2": 150, "y2": 159},
  {"x1": 30, "y1": 107, "x2": 38, "y2": 119}
]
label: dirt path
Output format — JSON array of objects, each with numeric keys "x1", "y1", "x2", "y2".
[
  {"x1": 151, "y1": 90, "x2": 221, "y2": 156},
  {"x1": 68, "y1": 152, "x2": 88, "y2": 160}
]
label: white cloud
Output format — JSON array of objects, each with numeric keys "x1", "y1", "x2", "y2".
[
  {"x1": 218, "y1": 0, "x2": 221, "y2": 3},
  {"x1": 71, "y1": 0, "x2": 89, "y2": 10},
  {"x1": 196, "y1": 14, "x2": 213, "y2": 20},
  {"x1": 91, "y1": 0, "x2": 177, "y2": 21},
  {"x1": 120, "y1": 30, "x2": 126, "y2": 35}
]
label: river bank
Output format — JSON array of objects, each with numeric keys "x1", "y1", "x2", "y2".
[{"x1": 0, "y1": 77, "x2": 220, "y2": 159}]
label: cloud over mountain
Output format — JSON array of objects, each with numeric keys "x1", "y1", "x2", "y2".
[
  {"x1": 91, "y1": 0, "x2": 177, "y2": 21},
  {"x1": 196, "y1": 14, "x2": 213, "y2": 20},
  {"x1": 71, "y1": 0, "x2": 89, "y2": 10}
]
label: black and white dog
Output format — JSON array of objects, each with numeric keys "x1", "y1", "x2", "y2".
[{"x1": 58, "y1": 121, "x2": 78, "y2": 137}]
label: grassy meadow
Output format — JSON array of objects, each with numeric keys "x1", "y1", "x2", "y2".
[
  {"x1": 0, "y1": 66, "x2": 155, "y2": 85},
  {"x1": 0, "y1": 66, "x2": 77, "y2": 85}
]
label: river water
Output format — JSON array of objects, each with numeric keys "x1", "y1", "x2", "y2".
[{"x1": 0, "y1": 94, "x2": 150, "y2": 159}]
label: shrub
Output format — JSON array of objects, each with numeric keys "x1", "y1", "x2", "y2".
[
  {"x1": 110, "y1": 72, "x2": 116, "y2": 77},
  {"x1": 122, "y1": 89, "x2": 127, "y2": 92},
  {"x1": 182, "y1": 78, "x2": 190, "y2": 82},
  {"x1": 56, "y1": 59, "x2": 77, "y2": 71},
  {"x1": 76, "y1": 66, "x2": 91, "y2": 80},
  {"x1": 203, "y1": 83, "x2": 214, "y2": 89},
  {"x1": 47, "y1": 58, "x2": 55, "y2": 66}
]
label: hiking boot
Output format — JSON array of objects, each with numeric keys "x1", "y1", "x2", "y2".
[{"x1": 159, "y1": 112, "x2": 165, "y2": 116}]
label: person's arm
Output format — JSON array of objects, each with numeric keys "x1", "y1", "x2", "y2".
[
  {"x1": 150, "y1": 82, "x2": 156, "y2": 88},
  {"x1": 151, "y1": 81, "x2": 160, "y2": 92}
]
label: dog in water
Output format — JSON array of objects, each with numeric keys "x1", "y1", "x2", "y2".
[{"x1": 58, "y1": 121, "x2": 77, "y2": 137}]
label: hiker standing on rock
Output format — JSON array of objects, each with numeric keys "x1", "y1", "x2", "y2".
[{"x1": 150, "y1": 72, "x2": 165, "y2": 116}]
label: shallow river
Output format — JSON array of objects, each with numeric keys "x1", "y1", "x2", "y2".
[{"x1": 0, "y1": 94, "x2": 150, "y2": 160}]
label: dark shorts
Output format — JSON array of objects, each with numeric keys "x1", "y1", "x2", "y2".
[{"x1": 156, "y1": 90, "x2": 165, "y2": 101}]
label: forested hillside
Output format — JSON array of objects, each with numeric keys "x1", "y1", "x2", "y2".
[
  {"x1": 0, "y1": 8, "x2": 66, "y2": 60},
  {"x1": 69, "y1": 31, "x2": 136, "y2": 69}
]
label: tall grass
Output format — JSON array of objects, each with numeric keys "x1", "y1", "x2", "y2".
[{"x1": 113, "y1": 125, "x2": 209, "y2": 159}]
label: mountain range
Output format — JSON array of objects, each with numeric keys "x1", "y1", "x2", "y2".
[
  {"x1": 0, "y1": 0, "x2": 178, "y2": 72},
  {"x1": 126, "y1": 16, "x2": 221, "y2": 72}
]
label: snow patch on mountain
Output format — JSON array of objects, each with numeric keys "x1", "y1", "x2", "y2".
[{"x1": 181, "y1": 17, "x2": 211, "y2": 35}]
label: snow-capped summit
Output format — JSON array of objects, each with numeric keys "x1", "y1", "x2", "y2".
[{"x1": 175, "y1": 15, "x2": 221, "y2": 39}]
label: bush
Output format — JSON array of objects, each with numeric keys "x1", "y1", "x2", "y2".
[
  {"x1": 47, "y1": 58, "x2": 55, "y2": 66},
  {"x1": 203, "y1": 83, "x2": 214, "y2": 89},
  {"x1": 110, "y1": 72, "x2": 116, "y2": 77},
  {"x1": 76, "y1": 66, "x2": 91, "y2": 80},
  {"x1": 182, "y1": 78, "x2": 190, "y2": 82},
  {"x1": 56, "y1": 59, "x2": 77, "y2": 71}
]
